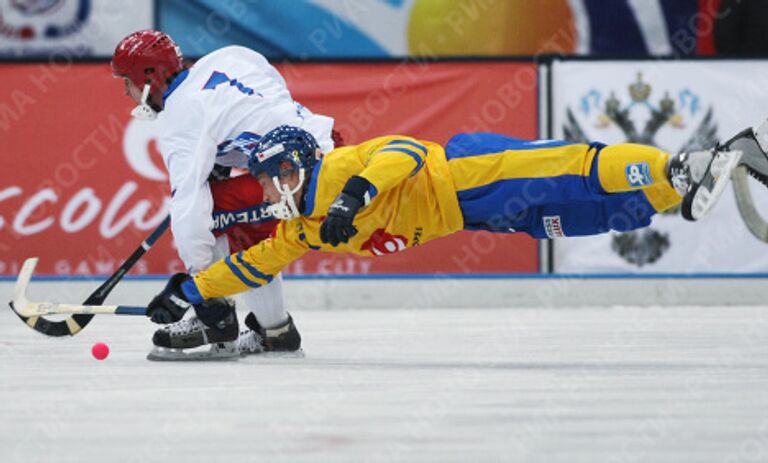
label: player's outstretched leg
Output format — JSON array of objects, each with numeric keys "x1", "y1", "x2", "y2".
[
  {"x1": 235, "y1": 312, "x2": 303, "y2": 357},
  {"x1": 147, "y1": 298, "x2": 240, "y2": 361},
  {"x1": 667, "y1": 148, "x2": 742, "y2": 221}
]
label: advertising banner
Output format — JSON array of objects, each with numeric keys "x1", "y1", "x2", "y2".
[
  {"x1": 160, "y1": 0, "x2": 710, "y2": 59},
  {"x1": 279, "y1": 61, "x2": 540, "y2": 276},
  {"x1": 552, "y1": 60, "x2": 768, "y2": 274},
  {"x1": 0, "y1": 0, "x2": 154, "y2": 57},
  {"x1": 0, "y1": 60, "x2": 539, "y2": 276},
  {"x1": 0, "y1": 62, "x2": 171, "y2": 277}
]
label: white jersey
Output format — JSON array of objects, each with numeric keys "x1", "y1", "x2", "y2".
[{"x1": 156, "y1": 46, "x2": 335, "y2": 273}]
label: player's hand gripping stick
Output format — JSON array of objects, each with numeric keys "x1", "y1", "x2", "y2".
[
  {"x1": 146, "y1": 273, "x2": 200, "y2": 324},
  {"x1": 320, "y1": 176, "x2": 370, "y2": 246}
]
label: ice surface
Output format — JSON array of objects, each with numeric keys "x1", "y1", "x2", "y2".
[{"x1": 1, "y1": 303, "x2": 767, "y2": 463}]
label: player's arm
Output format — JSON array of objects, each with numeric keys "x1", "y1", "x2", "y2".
[
  {"x1": 146, "y1": 219, "x2": 308, "y2": 323},
  {"x1": 160, "y1": 103, "x2": 218, "y2": 274},
  {"x1": 320, "y1": 137, "x2": 428, "y2": 246},
  {"x1": 192, "y1": 220, "x2": 308, "y2": 299},
  {"x1": 357, "y1": 136, "x2": 428, "y2": 197}
]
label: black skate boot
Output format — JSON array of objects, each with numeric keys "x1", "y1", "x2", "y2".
[
  {"x1": 147, "y1": 298, "x2": 240, "y2": 361},
  {"x1": 235, "y1": 312, "x2": 303, "y2": 357},
  {"x1": 667, "y1": 147, "x2": 742, "y2": 221}
]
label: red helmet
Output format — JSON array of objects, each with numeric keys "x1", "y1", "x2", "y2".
[{"x1": 111, "y1": 30, "x2": 184, "y2": 95}]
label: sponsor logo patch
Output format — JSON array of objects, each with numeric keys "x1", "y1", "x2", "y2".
[
  {"x1": 412, "y1": 227, "x2": 424, "y2": 246},
  {"x1": 625, "y1": 162, "x2": 653, "y2": 187},
  {"x1": 212, "y1": 204, "x2": 273, "y2": 231},
  {"x1": 257, "y1": 143, "x2": 285, "y2": 162},
  {"x1": 543, "y1": 215, "x2": 565, "y2": 238},
  {"x1": 361, "y1": 229, "x2": 408, "y2": 255}
]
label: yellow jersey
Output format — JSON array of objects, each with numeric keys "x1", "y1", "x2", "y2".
[
  {"x1": 193, "y1": 132, "x2": 680, "y2": 299},
  {"x1": 194, "y1": 135, "x2": 464, "y2": 298}
]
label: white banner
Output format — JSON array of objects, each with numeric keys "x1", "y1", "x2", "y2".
[
  {"x1": 552, "y1": 60, "x2": 768, "y2": 274},
  {"x1": 0, "y1": 0, "x2": 154, "y2": 57}
]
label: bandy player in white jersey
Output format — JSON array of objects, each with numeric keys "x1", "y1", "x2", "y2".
[{"x1": 111, "y1": 30, "x2": 339, "y2": 359}]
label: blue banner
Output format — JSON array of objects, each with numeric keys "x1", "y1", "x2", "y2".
[{"x1": 158, "y1": 0, "x2": 704, "y2": 59}]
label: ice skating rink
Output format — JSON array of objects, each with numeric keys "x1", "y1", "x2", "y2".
[{"x1": 2, "y1": 302, "x2": 767, "y2": 463}]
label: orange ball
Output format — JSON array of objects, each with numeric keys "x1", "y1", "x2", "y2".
[{"x1": 91, "y1": 342, "x2": 110, "y2": 360}]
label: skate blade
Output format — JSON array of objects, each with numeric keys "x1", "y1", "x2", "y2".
[
  {"x1": 147, "y1": 342, "x2": 240, "y2": 362},
  {"x1": 241, "y1": 348, "x2": 306, "y2": 359},
  {"x1": 691, "y1": 150, "x2": 743, "y2": 220}
]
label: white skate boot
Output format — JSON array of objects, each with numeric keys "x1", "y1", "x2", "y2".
[
  {"x1": 668, "y1": 148, "x2": 742, "y2": 221},
  {"x1": 725, "y1": 120, "x2": 768, "y2": 241},
  {"x1": 235, "y1": 312, "x2": 304, "y2": 357},
  {"x1": 722, "y1": 120, "x2": 768, "y2": 187}
]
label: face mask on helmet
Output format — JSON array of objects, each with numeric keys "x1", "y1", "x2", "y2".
[
  {"x1": 249, "y1": 126, "x2": 321, "y2": 220},
  {"x1": 131, "y1": 83, "x2": 158, "y2": 120},
  {"x1": 265, "y1": 162, "x2": 306, "y2": 220}
]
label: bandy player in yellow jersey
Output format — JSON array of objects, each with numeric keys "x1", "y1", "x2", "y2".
[{"x1": 143, "y1": 124, "x2": 766, "y2": 360}]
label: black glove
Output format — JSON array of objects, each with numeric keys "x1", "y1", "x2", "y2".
[
  {"x1": 208, "y1": 164, "x2": 232, "y2": 182},
  {"x1": 320, "y1": 176, "x2": 370, "y2": 246},
  {"x1": 147, "y1": 273, "x2": 196, "y2": 324}
]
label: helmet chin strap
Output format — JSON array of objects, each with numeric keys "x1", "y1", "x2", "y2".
[
  {"x1": 130, "y1": 83, "x2": 158, "y2": 120},
  {"x1": 266, "y1": 169, "x2": 306, "y2": 220}
]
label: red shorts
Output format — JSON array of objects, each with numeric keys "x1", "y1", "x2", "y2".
[
  {"x1": 210, "y1": 175, "x2": 277, "y2": 253},
  {"x1": 209, "y1": 129, "x2": 345, "y2": 253}
]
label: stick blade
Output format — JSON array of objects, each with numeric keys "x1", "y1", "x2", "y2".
[
  {"x1": 7, "y1": 258, "x2": 77, "y2": 337},
  {"x1": 11, "y1": 257, "x2": 38, "y2": 314}
]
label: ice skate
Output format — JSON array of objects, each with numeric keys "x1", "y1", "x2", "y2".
[
  {"x1": 672, "y1": 119, "x2": 768, "y2": 221},
  {"x1": 721, "y1": 119, "x2": 768, "y2": 188},
  {"x1": 147, "y1": 300, "x2": 240, "y2": 361},
  {"x1": 667, "y1": 147, "x2": 742, "y2": 221},
  {"x1": 235, "y1": 312, "x2": 304, "y2": 358}
]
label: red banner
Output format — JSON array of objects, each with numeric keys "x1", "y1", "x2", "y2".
[{"x1": 0, "y1": 60, "x2": 538, "y2": 276}]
